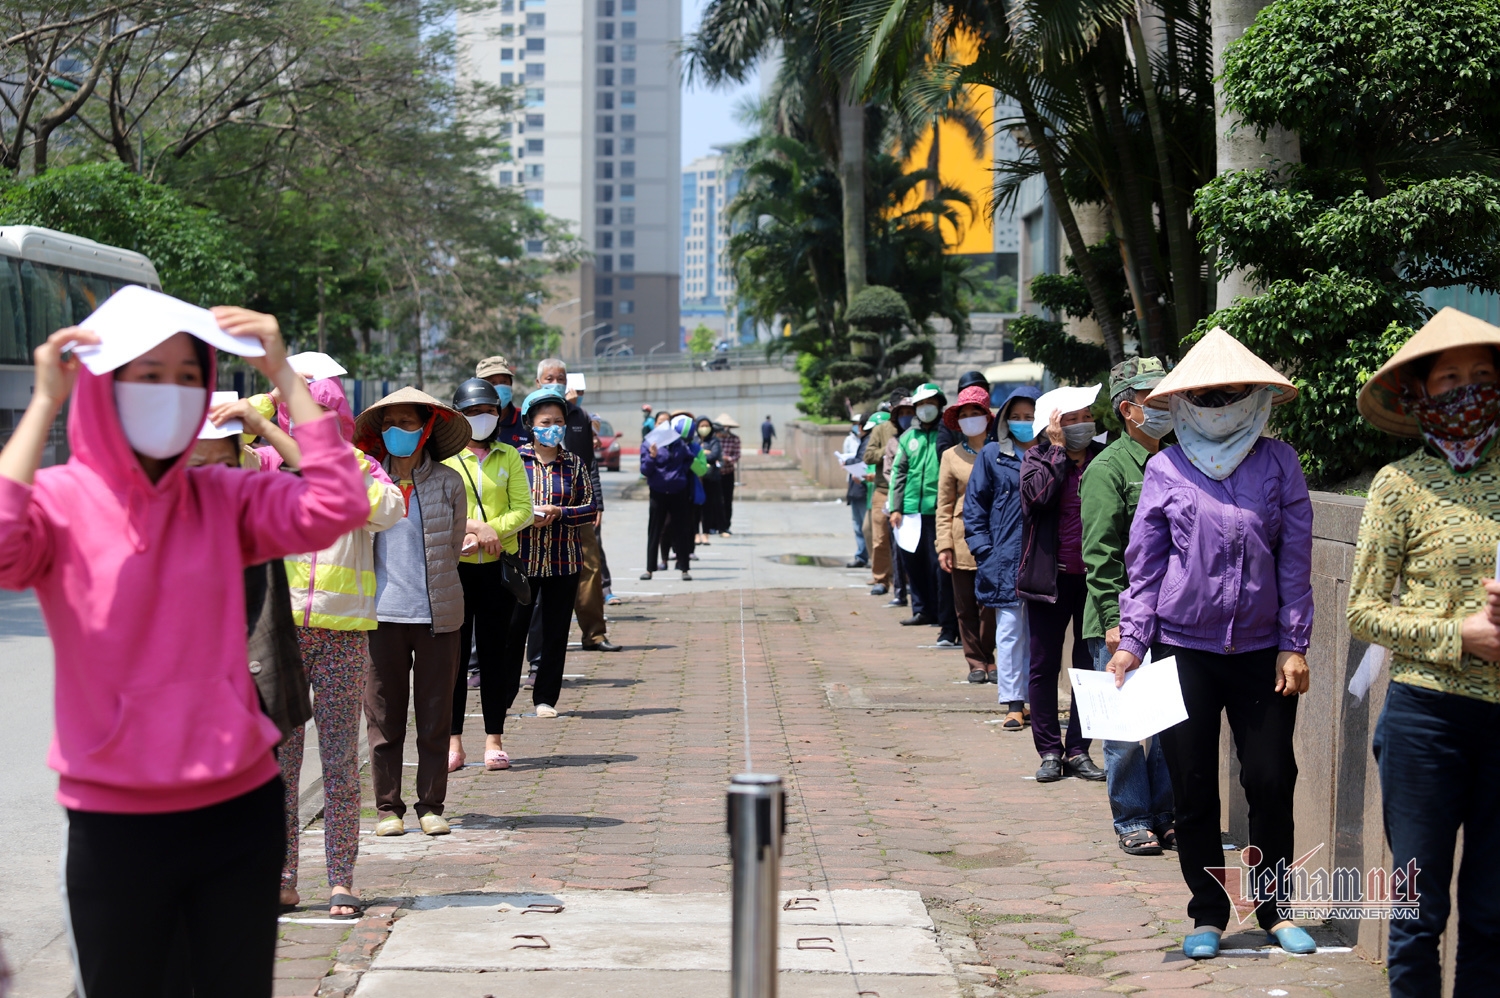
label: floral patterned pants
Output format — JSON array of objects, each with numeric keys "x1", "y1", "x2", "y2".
[{"x1": 279, "y1": 628, "x2": 368, "y2": 891}]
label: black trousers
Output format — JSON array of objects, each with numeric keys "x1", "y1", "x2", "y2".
[
  {"x1": 503, "y1": 572, "x2": 581, "y2": 712},
  {"x1": 452, "y1": 561, "x2": 520, "y2": 735},
  {"x1": 65, "y1": 777, "x2": 283, "y2": 998},
  {"x1": 1156, "y1": 644, "x2": 1298, "y2": 931},
  {"x1": 700, "y1": 476, "x2": 724, "y2": 533},
  {"x1": 721, "y1": 475, "x2": 736, "y2": 531},
  {"x1": 899, "y1": 513, "x2": 941, "y2": 617},
  {"x1": 647, "y1": 489, "x2": 692, "y2": 572}
]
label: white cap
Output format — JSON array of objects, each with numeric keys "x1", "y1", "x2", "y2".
[
  {"x1": 286, "y1": 351, "x2": 347, "y2": 382},
  {"x1": 199, "y1": 391, "x2": 243, "y2": 439},
  {"x1": 74, "y1": 285, "x2": 265, "y2": 375},
  {"x1": 1031, "y1": 384, "x2": 1102, "y2": 439}
]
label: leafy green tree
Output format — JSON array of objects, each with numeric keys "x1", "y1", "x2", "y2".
[
  {"x1": 1198, "y1": 0, "x2": 1500, "y2": 484},
  {"x1": 688, "y1": 323, "x2": 717, "y2": 354},
  {"x1": 1010, "y1": 239, "x2": 1121, "y2": 386},
  {"x1": 0, "y1": 161, "x2": 252, "y2": 304}
]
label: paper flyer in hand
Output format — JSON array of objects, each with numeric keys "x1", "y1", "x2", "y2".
[
  {"x1": 75, "y1": 285, "x2": 264, "y2": 374},
  {"x1": 1068, "y1": 654, "x2": 1188, "y2": 742},
  {"x1": 643, "y1": 423, "x2": 679, "y2": 449},
  {"x1": 894, "y1": 514, "x2": 922, "y2": 553}
]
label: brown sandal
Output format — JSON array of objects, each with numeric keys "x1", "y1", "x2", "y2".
[{"x1": 1001, "y1": 711, "x2": 1026, "y2": 730}]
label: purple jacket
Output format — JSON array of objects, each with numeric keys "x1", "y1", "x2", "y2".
[
  {"x1": 640, "y1": 436, "x2": 693, "y2": 494},
  {"x1": 1019, "y1": 437, "x2": 1103, "y2": 602},
  {"x1": 1117, "y1": 440, "x2": 1313, "y2": 660}
]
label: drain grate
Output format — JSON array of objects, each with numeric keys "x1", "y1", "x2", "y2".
[{"x1": 768, "y1": 554, "x2": 846, "y2": 567}]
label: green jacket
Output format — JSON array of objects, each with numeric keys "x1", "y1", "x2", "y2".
[
  {"x1": 889, "y1": 426, "x2": 941, "y2": 516},
  {"x1": 1080, "y1": 434, "x2": 1153, "y2": 640},
  {"x1": 442, "y1": 443, "x2": 535, "y2": 564}
]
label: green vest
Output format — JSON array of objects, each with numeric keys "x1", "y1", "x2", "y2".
[{"x1": 899, "y1": 428, "x2": 940, "y2": 515}]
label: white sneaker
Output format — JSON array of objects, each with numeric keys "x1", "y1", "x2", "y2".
[{"x1": 534, "y1": 704, "x2": 558, "y2": 718}]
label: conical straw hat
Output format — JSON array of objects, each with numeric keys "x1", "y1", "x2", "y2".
[
  {"x1": 1143, "y1": 327, "x2": 1297, "y2": 409},
  {"x1": 1358, "y1": 307, "x2": 1500, "y2": 438},
  {"x1": 354, "y1": 386, "x2": 470, "y2": 461}
]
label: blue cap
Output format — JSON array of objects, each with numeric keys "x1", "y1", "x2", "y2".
[{"x1": 521, "y1": 385, "x2": 567, "y2": 417}]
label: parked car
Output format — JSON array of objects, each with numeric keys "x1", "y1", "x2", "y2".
[{"x1": 593, "y1": 417, "x2": 622, "y2": 471}]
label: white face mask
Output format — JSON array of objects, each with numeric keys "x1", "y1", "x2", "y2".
[
  {"x1": 957, "y1": 415, "x2": 989, "y2": 437},
  {"x1": 915, "y1": 404, "x2": 940, "y2": 424},
  {"x1": 466, "y1": 412, "x2": 499, "y2": 440},
  {"x1": 114, "y1": 382, "x2": 207, "y2": 461}
]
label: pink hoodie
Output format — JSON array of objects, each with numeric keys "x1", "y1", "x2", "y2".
[{"x1": 0, "y1": 354, "x2": 368, "y2": 814}]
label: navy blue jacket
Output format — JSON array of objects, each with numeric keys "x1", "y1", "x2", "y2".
[
  {"x1": 963, "y1": 440, "x2": 1025, "y2": 609},
  {"x1": 641, "y1": 436, "x2": 694, "y2": 494}
]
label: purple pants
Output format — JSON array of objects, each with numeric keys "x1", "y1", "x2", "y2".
[{"x1": 1026, "y1": 571, "x2": 1092, "y2": 760}]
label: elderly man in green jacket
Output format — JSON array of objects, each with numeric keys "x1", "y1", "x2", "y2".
[{"x1": 1079, "y1": 357, "x2": 1177, "y2": 856}]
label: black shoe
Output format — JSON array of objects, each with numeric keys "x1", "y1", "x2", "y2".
[
  {"x1": 899, "y1": 613, "x2": 936, "y2": 626},
  {"x1": 846, "y1": 558, "x2": 868, "y2": 569},
  {"x1": 681, "y1": 571, "x2": 693, "y2": 581},
  {"x1": 1118, "y1": 829, "x2": 1163, "y2": 856},
  {"x1": 523, "y1": 669, "x2": 537, "y2": 689},
  {"x1": 870, "y1": 584, "x2": 888, "y2": 596},
  {"x1": 967, "y1": 669, "x2": 988, "y2": 684},
  {"x1": 1065, "y1": 753, "x2": 1107, "y2": 782},
  {"x1": 583, "y1": 638, "x2": 622, "y2": 652},
  {"x1": 1036, "y1": 754, "x2": 1064, "y2": 782},
  {"x1": 639, "y1": 571, "x2": 653, "y2": 580},
  {"x1": 935, "y1": 637, "x2": 959, "y2": 649},
  {"x1": 886, "y1": 596, "x2": 908, "y2": 608}
]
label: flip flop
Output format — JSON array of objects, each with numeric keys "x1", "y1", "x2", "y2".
[{"x1": 328, "y1": 893, "x2": 365, "y2": 920}]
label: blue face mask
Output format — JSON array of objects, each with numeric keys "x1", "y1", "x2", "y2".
[
  {"x1": 494, "y1": 384, "x2": 514, "y2": 408},
  {"x1": 896, "y1": 414, "x2": 913, "y2": 430},
  {"x1": 533, "y1": 423, "x2": 565, "y2": 447},
  {"x1": 1007, "y1": 420, "x2": 1036, "y2": 443},
  {"x1": 383, "y1": 425, "x2": 423, "y2": 457}
]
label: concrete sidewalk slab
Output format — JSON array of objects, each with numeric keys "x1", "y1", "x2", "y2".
[
  {"x1": 370, "y1": 889, "x2": 951, "y2": 976},
  {"x1": 354, "y1": 969, "x2": 962, "y2": 997}
]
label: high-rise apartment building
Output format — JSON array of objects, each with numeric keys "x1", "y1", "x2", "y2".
[
  {"x1": 458, "y1": 0, "x2": 682, "y2": 358},
  {"x1": 678, "y1": 153, "x2": 741, "y2": 345}
]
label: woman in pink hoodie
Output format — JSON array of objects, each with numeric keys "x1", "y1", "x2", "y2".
[{"x1": 0, "y1": 310, "x2": 367, "y2": 997}]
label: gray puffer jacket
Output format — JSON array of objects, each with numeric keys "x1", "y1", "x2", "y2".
[{"x1": 384, "y1": 452, "x2": 468, "y2": 634}]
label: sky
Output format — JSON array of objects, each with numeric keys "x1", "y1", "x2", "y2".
[{"x1": 679, "y1": 0, "x2": 760, "y2": 168}]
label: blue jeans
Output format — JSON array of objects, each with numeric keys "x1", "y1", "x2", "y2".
[
  {"x1": 1088, "y1": 638, "x2": 1174, "y2": 836},
  {"x1": 849, "y1": 495, "x2": 868, "y2": 562},
  {"x1": 1375, "y1": 681, "x2": 1500, "y2": 997}
]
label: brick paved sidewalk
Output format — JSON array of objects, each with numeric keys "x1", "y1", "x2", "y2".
[{"x1": 276, "y1": 584, "x2": 1387, "y2": 997}]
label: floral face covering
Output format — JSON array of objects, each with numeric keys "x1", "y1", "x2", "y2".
[{"x1": 1406, "y1": 382, "x2": 1500, "y2": 473}]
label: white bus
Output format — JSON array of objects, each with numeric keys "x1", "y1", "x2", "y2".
[{"x1": 0, "y1": 225, "x2": 161, "y2": 463}]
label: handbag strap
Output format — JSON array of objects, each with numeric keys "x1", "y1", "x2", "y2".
[{"x1": 458, "y1": 452, "x2": 488, "y2": 522}]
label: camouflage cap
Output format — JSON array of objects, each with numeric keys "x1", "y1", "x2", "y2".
[{"x1": 1109, "y1": 356, "x2": 1166, "y2": 398}]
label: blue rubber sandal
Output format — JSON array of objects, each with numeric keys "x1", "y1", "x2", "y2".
[
  {"x1": 1182, "y1": 929, "x2": 1221, "y2": 959},
  {"x1": 1270, "y1": 924, "x2": 1317, "y2": 954}
]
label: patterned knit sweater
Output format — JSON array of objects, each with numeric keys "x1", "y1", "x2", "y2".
[{"x1": 1347, "y1": 448, "x2": 1500, "y2": 703}]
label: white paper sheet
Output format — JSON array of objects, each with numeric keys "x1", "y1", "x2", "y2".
[
  {"x1": 566, "y1": 372, "x2": 587, "y2": 392},
  {"x1": 286, "y1": 351, "x2": 347, "y2": 382},
  {"x1": 643, "y1": 423, "x2": 679, "y2": 449},
  {"x1": 74, "y1": 285, "x2": 265, "y2": 374},
  {"x1": 1068, "y1": 654, "x2": 1188, "y2": 742},
  {"x1": 1348, "y1": 644, "x2": 1387, "y2": 702},
  {"x1": 836, "y1": 451, "x2": 866, "y2": 477},
  {"x1": 1032, "y1": 383, "x2": 1102, "y2": 439},
  {"x1": 894, "y1": 513, "x2": 922, "y2": 553},
  {"x1": 199, "y1": 390, "x2": 243, "y2": 439}
]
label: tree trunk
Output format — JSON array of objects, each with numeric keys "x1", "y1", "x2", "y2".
[
  {"x1": 1212, "y1": 0, "x2": 1299, "y2": 311},
  {"x1": 1018, "y1": 89, "x2": 1125, "y2": 364},
  {"x1": 838, "y1": 99, "x2": 867, "y2": 303},
  {"x1": 316, "y1": 273, "x2": 328, "y2": 352},
  {"x1": 1129, "y1": 12, "x2": 1197, "y2": 355},
  {"x1": 1097, "y1": 55, "x2": 1166, "y2": 356}
]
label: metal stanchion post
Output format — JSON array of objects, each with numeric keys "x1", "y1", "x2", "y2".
[{"x1": 728, "y1": 773, "x2": 784, "y2": 998}]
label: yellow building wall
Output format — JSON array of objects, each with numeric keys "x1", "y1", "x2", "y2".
[{"x1": 897, "y1": 36, "x2": 994, "y2": 255}]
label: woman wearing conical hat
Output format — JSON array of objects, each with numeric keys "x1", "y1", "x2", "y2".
[
  {"x1": 1104, "y1": 327, "x2": 1315, "y2": 960},
  {"x1": 1347, "y1": 308, "x2": 1500, "y2": 996}
]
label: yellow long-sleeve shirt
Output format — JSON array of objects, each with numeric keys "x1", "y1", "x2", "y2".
[{"x1": 1347, "y1": 448, "x2": 1500, "y2": 703}]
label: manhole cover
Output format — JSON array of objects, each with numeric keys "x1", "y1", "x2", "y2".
[{"x1": 768, "y1": 554, "x2": 846, "y2": 567}]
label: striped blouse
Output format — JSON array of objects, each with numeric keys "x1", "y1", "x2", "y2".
[{"x1": 515, "y1": 444, "x2": 597, "y2": 577}]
